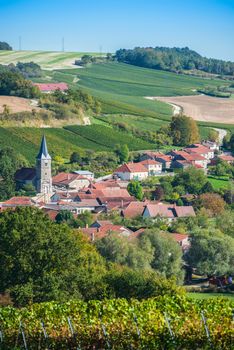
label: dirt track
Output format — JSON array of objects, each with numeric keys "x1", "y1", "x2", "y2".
[
  {"x1": 0, "y1": 96, "x2": 40, "y2": 113},
  {"x1": 150, "y1": 95, "x2": 234, "y2": 124}
]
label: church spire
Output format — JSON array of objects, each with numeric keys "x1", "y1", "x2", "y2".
[{"x1": 37, "y1": 135, "x2": 51, "y2": 160}]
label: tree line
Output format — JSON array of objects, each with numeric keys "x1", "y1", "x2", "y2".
[{"x1": 115, "y1": 47, "x2": 234, "y2": 76}]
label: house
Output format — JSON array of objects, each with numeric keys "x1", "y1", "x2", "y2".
[
  {"x1": 202, "y1": 140, "x2": 219, "y2": 151},
  {"x1": 52, "y1": 172, "x2": 91, "y2": 191},
  {"x1": 43, "y1": 198, "x2": 104, "y2": 215},
  {"x1": 50, "y1": 191, "x2": 80, "y2": 203},
  {"x1": 170, "y1": 233, "x2": 190, "y2": 252},
  {"x1": 140, "y1": 159, "x2": 162, "y2": 175},
  {"x1": 0, "y1": 196, "x2": 36, "y2": 211},
  {"x1": 170, "y1": 150, "x2": 208, "y2": 169},
  {"x1": 218, "y1": 154, "x2": 234, "y2": 164},
  {"x1": 33, "y1": 83, "x2": 68, "y2": 93},
  {"x1": 73, "y1": 170, "x2": 94, "y2": 180},
  {"x1": 82, "y1": 223, "x2": 133, "y2": 241},
  {"x1": 142, "y1": 202, "x2": 195, "y2": 221},
  {"x1": 121, "y1": 201, "x2": 149, "y2": 218},
  {"x1": 114, "y1": 163, "x2": 149, "y2": 181},
  {"x1": 140, "y1": 152, "x2": 172, "y2": 170},
  {"x1": 184, "y1": 144, "x2": 214, "y2": 161}
]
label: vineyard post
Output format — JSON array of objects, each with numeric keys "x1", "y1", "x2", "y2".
[
  {"x1": 164, "y1": 312, "x2": 175, "y2": 345},
  {"x1": 201, "y1": 311, "x2": 213, "y2": 348},
  {"x1": 67, "y1": 316, "x2": 81, "y2": 350},
  {"x1": 133, "y1": 314, "x2": 142, "y2": 348},
  {"x1": 0, "y1": 329, "x2": 3, "y2": 343},
  {"x1": 19, "y1": 321, "x2": 28, "y2": 350},
  {"x1": 99, "y1": 313, "x2": 111, "y2": 350}
]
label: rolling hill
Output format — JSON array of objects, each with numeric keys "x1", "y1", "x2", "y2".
[{"x1": 0, "y1": 50, "x2": 101, "y2": 70}]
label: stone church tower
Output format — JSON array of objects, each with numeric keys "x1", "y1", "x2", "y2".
[{"x1": 36, "y1": 135, "x2": 52, "y2": 195}]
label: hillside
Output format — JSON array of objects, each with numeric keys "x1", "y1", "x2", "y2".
[
  {"x1": 0, "y1": 50, "x2": 101, "y2": 70},
  {"x1": 50, "y1": 62, "x2": 234, "y2": 131},
  {"x1": 0, "y1": 126, "x2": 153, "y2": 163}
]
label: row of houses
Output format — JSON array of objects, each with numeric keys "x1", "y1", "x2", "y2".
[{"x1": 114, "y1": 142, "x2": 234, "y2": 180}]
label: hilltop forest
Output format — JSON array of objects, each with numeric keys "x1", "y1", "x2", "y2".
[{"x1": 116, "y1": 47, "x2": 234, "y2": 76}]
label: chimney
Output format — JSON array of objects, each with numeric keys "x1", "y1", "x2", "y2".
[
  {"x1": 91, "y1": 232, "x2": 95, "y2": 242},
  {"x1": 86, "y1": 223, "x2": 89, "y2": 228}
]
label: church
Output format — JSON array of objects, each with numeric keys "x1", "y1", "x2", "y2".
[{"x1": 15, "y1": 135, "x2": 53, "y2": 198}]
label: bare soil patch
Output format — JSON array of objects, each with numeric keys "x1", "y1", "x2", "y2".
[
  {"x1": 150, "y1": 95, "x2": 234, "y2": 124},
  {"x1": 0, "y1": 96, "x2": 40, "y2": 113}
]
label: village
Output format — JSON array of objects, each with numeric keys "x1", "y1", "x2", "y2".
[{"x1": 0, "y1": 133, "x2": 233, "y2": 251}]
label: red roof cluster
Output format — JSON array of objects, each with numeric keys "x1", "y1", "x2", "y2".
[
  {"x1": 33, "y1": 83, "x2": 68, "y2": 92},
  {"x1": 115, "y1": 163, "x2": 148, "y2": 173}
]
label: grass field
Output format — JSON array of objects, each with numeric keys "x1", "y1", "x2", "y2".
[
  {"x1": 48, "y1": 62, "x2": 234, "y2": 134},
  {"x1": 0, "y1": 50, "x2": 101, "y2": 70},
  {"x1": 187, "y1": 292, "x2": 234, "y2": 300},
  {"x1": 207, "y1": 175, "x2": 231, "y2": 190}
]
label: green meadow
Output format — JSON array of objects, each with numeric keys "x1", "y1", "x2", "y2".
[{"x1": 50, "y1": 62, "x2": 234, "y2": 133}]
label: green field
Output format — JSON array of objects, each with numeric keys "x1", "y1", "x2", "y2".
[
  {"x1": 208, "y1": 175, "x2": 231, "y2": 190},
  {"x1": 48, "y1": 62, "x2": 234, "y2": 134},
  {"x1": 1, "y1": 55, "x2": 234, "y2": 158},
  {"x1": 0, "y1": 126, "x2": 153, "y2": 163},
  {"x1": 0, "y1": 50, "x2": 101, "y2": 70},
  {"x1": 187, "y1": 292, "x2": 234, "y2": 300}
]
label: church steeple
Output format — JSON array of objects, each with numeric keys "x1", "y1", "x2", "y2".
[
  {"x1": 37, "y1": 135, "x2": 51, "y2": 160},
  {"x1": 36, "y1": 135, "x2": 52, "y2": 196}
]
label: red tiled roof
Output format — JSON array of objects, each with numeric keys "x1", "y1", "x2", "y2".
[
  {"x1": 140, "y1": 159, "x2": 161, "y2": 165},
  {"x1": 219, "y1": 155, "x2": 234, "y2": 162},
  {"x1": 143, "y1": 152, "x2": 172, "y2": 162},
  {"x1": 33, "y1": 83, "x2": 68, "y2": 92},
  {"x1": 2, "y1": 196, "x2": 33, "y2": 206},
  {"x1": 170, "y1": 233, "x2": 189, "y2": 243},
  {"x1": 115, "y1": 163, "x2": 148, "y2": 173},
  {"x1": 82, "y1": 224, "x2": 132, "y2": 240},
  {"x1": 173, "y1": 151, "x2": 206, "y2": 161},
  {"x1": 184, "y1": 144, "x2": 211, "y2": 154},
  {"x1": 144, "y1": 203, "x2": 195, "y2": 218},
  {"x1": 52, "y1": 172, "x2": 90, "y2": 186},
  {"x1": 122, "y1": 201, "x2": 147, "y2": 218},
  {"x1": 174, "y1": 206, "x2": 196, "y2": 217},
  {"x1": 145, "y1": 203, "x2": 175, "y2": 218}
]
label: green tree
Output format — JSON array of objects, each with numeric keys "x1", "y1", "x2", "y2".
[
  {"x1": 115, "y1": 144, "x2": 129, "y2": 163},
  {"x1": 0, "y1": 207, "x2": 107, "y2": 305},
  {"x1": 70, "y1": 151, "x2": 82, "y2": 164},
  {"x1": 75, "y1": 210, "x2": 93, "y2": 228},
  {"x1": 105, "y1": 266, "x2": 183, "y2": 299},
  {"x1": 185, "y1": 230, "x2": 234, "y2": 275},
  {"x1": 173, "y1": 167, "x2": 207, "y2": 194},
  {"x1": 95, "y1": 234, "x2": 153, "y2": 270},
  {"x1": 55, "y1": 210, "x2": 75, "y2": 225},
  {"x1": 0, "y1": 147, "x2": 27, "y2": 200},
  {"x1": 170, "y1": 115, "x2": 200, "y2": 146},
  {"x1": 139, "y1": 229, "x2": 184, "y2": 283},
  {"x1": 127, "y1": 181, "x2": 143, "y2": 200}
]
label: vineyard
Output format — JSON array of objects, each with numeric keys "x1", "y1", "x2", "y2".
[
  {"x1": 64, "y1": 125, "x2": 153, "y2": 150},
  {"x1": 0, "y1": 125, "x2": 152, "y2": 164},
  {"x1": 0, "y1": 295, "x2": 233, "y2": 349}
]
